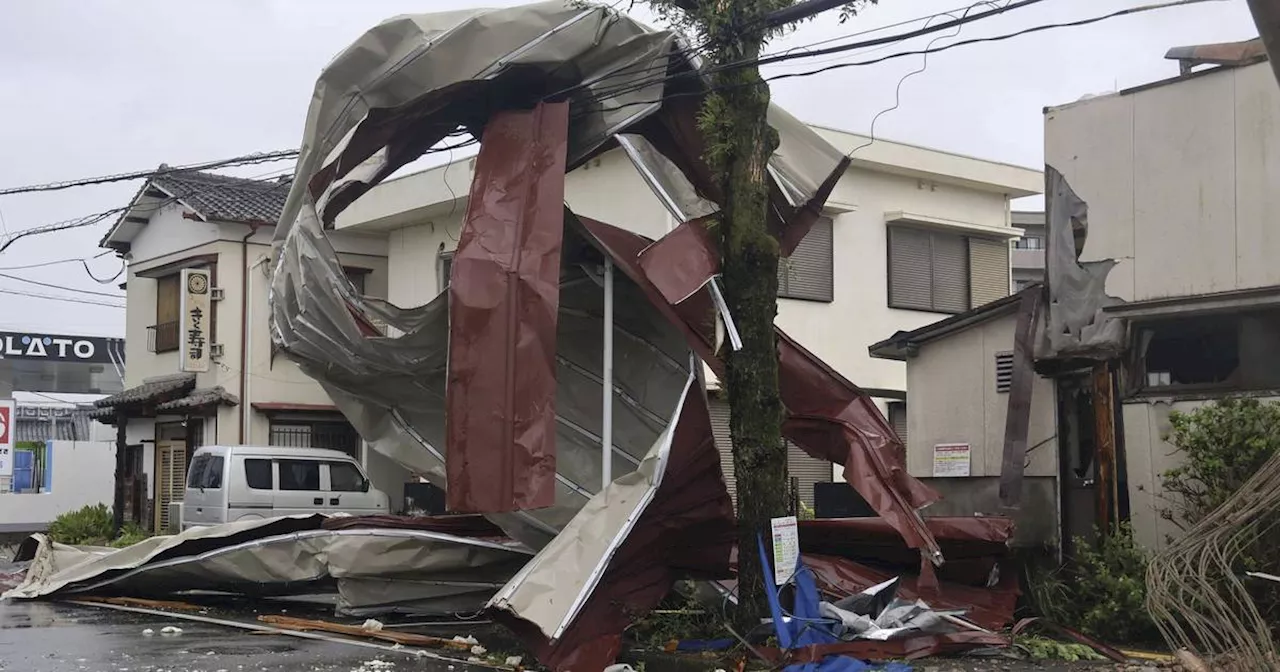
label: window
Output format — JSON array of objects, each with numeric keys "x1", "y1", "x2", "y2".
[
  {"x1": 1130, "y1": 310, "x2": 1280, "y2": 394},
  {"x1": 887, "y1": 401, "x2": 907, "y2": 444},
  {"x1": 329, "y1": 462, "x2": 365, "y2": 492},
  {"x1": 995, "y1": 352, "x2": 1014, "y2": 393},
  {"x1": 343, "y1": 267, "x2": 368, "y2": 296},
  {"x1": 186, "y1": 455, "x2": 224, "y2": 489},
  {"x1": 278, "y1": 460, "x2": 321, "y2": 491},
  {"x1": 777, "y1": 217, "x2": 834, "y2": 302},
  {"x1": 888, "y1": 226, "x2": 1010, "y2": 314},
  {"x1": 245, "y1": 459, "x2": 273, "y2": 490},
  {"x1": 1015, "y1": 236, "x2": 1043, "y2": 250},
  {"x1": 151, "y1": 274, "x2": 181, "y2": 353},
  {"x1": 439, "y1": 252, "x2": 454, "y2": 291},
  {"x1": 269, "y1": 419, "x2": 360, "y2": 459}
]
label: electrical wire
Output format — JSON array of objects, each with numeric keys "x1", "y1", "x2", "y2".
[
  {"x1": 844, "y1": 0, "x2": 1006, "y2": 158},
  {"x1": 0, "y1": 150, "x2": 299, "y2": 197},
  {"x1": 568, "y1": 0, "x2": 1220, "y2": 122},
  {"x1": 0, "y1": 249, "x2": 113, "y2": 271},
  {"x1": 0, "y1": 272, "x2": 126, "y2": 299},
  {"x1": 0, "y1": 287, "x2": 124, "y2": 308}
]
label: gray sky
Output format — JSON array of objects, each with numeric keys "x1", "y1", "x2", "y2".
[{"x1": 0, "y1": 0, "x2": 1258, "y2": 339}]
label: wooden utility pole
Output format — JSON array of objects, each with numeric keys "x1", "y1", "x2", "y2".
[{"x1": 643, "y1": 0, "x2": 873, "y2": 627}]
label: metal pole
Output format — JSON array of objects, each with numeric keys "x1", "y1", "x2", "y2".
[{"x1": 601, "y1": 258, "x2": 614, "y2": 491}]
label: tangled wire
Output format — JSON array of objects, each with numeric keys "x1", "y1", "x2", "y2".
[{"x1": 1146, "y1": 450, "x2": 1280, "y2": 671}]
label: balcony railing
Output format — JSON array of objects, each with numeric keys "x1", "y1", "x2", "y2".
[{"x1": 148, "y1": 321, "x2": 180, "y2": 353}]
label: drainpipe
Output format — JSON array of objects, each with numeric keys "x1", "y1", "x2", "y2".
[{"x1": 239, "y1": 223, "x2": 261, "y2": 444}]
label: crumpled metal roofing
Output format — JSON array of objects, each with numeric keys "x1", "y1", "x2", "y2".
[{"x1": 265, "y1": 2, "x2": 943, "y2": 669}]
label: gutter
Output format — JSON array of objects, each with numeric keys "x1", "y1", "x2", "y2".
[{"x1": 239, "y1": 223, "x2": 262, "y2": 444}]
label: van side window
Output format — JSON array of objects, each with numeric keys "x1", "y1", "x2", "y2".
[
  {"x1": 329, "y1": 462, "x2": 364, "y2": 492},
  {"x1": 245, "y1": 459, "x2": 273, "y2": 490},
  {"x1": 278, "y1": 460, "x2": 321, "y2": 491}
]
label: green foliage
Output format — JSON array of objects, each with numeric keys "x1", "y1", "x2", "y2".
[
  {"x1": 1161, "y1": 397, "x2": 1280, "y2": 531},
  {"x1": 1160, "y1": 396, "x2": 1280, "y2": 625},
  {"x1": 1015, "y1": 634, "x2": 1104, "y2": 662},
  {"x1": 46, "y1": 503, "x2": 114, "y2": 546},
  {"x1": 46, "y1": 504, "x2": 154, "y2": 548},
  {"x1": 1029, "y1": 523, "x2": 1161, "y2": 645}
]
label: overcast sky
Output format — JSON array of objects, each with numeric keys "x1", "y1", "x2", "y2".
[{"x1": 0, "y1": 0, "x2": 1259, "y2": 339}]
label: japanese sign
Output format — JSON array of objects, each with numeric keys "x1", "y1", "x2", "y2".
[
  {"x1": 932, "y1": 443, "x2": 972, "y2": 477},
  {"x1": 0, "y1": 332, "x2": 122, "y2": 364},
  {"x1": 0, "y1": 399, "x2": 14, "y2": 478},
  {"x1": 179, "y1": 268, "x2": 211, "y2": 373},
  {"x1": 771, "y1": 515, "x2": 800, "y2": 586}
]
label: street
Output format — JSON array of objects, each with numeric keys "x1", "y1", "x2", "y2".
[{"x1": 0, "y1": 600, "x2": 480, "y2": 672}]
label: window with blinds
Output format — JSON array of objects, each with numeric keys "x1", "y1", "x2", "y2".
[
  {"x1": 887, "y1": 401, "x2": 907, "y2": 444},
  {"x1": 995, "y1": 352, "x2": 1014, "y2": 393},
  {"x1": 888, "y1": 226, "x2": 1009, "y2": 313},
  {"x1": 778, "y1": 217, "x2": 834, "y2": 302}
]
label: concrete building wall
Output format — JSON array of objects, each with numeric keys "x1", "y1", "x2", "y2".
[
  {"x1": 1045, "y1": 62, "x2": 1280, "y2": 303},
  {"x1": 0, "y1": 441, "x2": 116, "y2": 532}
]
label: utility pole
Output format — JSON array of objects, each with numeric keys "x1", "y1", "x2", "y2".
[{"x1": 643, "y1": 0, "x2": 873, "y2": 627}]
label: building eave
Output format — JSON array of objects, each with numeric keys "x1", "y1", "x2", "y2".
[{"x1": 869, "y1": 285, "x2": 1040, "y2": 361}]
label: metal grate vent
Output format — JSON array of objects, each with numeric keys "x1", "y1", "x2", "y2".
[{"x1": 996, "y1": 352, "x2": 1014, "y2": 393}]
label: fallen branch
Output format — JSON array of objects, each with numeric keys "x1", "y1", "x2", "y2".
[{"x1": 75, "y1": 596, "x2": 203, "y2": 611}]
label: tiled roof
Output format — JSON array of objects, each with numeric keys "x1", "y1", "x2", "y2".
[
  {"x1": 15, "y1": 408, "x2": 95, "y2": 442},
  {"x1": 153, "y1": 170, "x2": 292, "y2": 225},
  {"x1": 94, "y1": 372, "x2": 196, "y2": 409},
  {"x1": 154, "y1": 387, "x2": 239, "y2": 413}
]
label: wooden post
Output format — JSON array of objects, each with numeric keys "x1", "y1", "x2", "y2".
[
  {"x1": 113, "y1": 411, "x2": 127, "y2": 535},
  {"x1": 1092, "y1": 362, "x2": 1119, "y2": 537},
  {"x1": 998, "y1": 289, "x2": 1041, "y2": 509}
]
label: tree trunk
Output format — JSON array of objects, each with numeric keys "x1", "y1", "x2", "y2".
[{"x1": 707, "y1": 9, "x2": 790, "y2": 629}]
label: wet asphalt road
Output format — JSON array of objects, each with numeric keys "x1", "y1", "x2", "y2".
[{"x1": 0, "y1": 600, "x2": 478, "y2": 672}]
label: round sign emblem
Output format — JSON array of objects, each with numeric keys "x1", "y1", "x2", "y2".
[{"x1": 187, "y1": 273, "x2": 208, "y2": 295}]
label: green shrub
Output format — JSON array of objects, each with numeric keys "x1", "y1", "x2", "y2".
[
  {"x1": 1029, "y1": 523, "x2": 1161, "y2": 645},
  {"x1": 110, "y1": 523, "x2": 153, "y2": 548},
  {"x1": 1160, "y1": 396, "x2": 1280, "y2": 626},
  {"x1": 46, "y1": 503, "x2": 114, "y2": 545}
]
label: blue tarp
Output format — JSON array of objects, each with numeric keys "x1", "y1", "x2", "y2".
[{"x1": 758, "y1": 536, "x2": 912, "y2": 672}]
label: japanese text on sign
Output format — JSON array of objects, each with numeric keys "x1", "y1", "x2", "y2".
[
  {"x1": 771, "y1": 515, "x2": 799, "y2": 586},
  {"x1": 180, "y1": 268, "x2": 211, "y2": 373},
  {"x1": 932, "y1": 443, "x2": 971, "y2": 477}
]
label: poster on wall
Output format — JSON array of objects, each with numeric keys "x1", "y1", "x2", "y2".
[
  {"x1": 179, "y1": 268, "x2": 211, "y2": 373},
  {"x1": 932, "y1": 443, "x2": 971, "y2": 477},
  {"x1": 0, "y1": 398, "x2": 14, "y2": 478}
]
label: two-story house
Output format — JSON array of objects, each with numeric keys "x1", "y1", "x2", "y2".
[
  {"x1": 869, "y1": 40, "x2": 1280, "y2": 552},
  {"x1": 332, "y1": 123, "x2": 1041, "y2": 508},
  {"x1": 92, "y1": 170, "x2": 401, "y2": 531}
]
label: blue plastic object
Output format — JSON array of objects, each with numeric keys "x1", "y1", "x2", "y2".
[{"x1": 756, "y1": 534, "x2": 912, "y2": 672}]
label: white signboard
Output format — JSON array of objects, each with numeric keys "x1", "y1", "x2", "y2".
[
  {"x1": 932, "y1": 443, "x2": 972, "y2": 477},
  {"x1": 179, "y1": 268, "x2": 211, "y2": 373},
  {"x1": 771, "y1": 515, "x2": 799, "y2": 586},
  {"x1": 0, "y1": 399, "x2": 15, "y2": 478}
]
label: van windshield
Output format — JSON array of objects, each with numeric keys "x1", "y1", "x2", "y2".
[{"x1": 187, "y1": 454, "x2": 224, "y2": 489}]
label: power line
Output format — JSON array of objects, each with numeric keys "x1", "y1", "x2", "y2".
[
  {"x1": 571, "y1": 0, "x2": 1221, "y2": 121},
  {"x1": 0, "y1": 287, "x2": 124, "y2": 308},
  {"x1": 0, "y1": 250, "x2": 113, "y2": 271},
  {"x1": 0, "y1": 272, "x2": 126, "y2": 299},
  {"x1": 0, "y1": 150, "x2": 299, "y2": 197}
]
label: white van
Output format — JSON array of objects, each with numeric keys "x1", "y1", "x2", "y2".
[{"x1": 181, "y1": 445, "x2": 390, "y2": 530}]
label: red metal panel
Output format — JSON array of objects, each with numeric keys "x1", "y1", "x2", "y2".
[{"x1": 445, "y1": 101, "x2": 569, "y2": 513}]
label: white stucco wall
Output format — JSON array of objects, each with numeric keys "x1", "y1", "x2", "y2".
[
  {"x1": 903, "y1": 312, "x2": 1057, "y2": 480},
  {"x1": 1045, "y1": 62, "x2": 1280, "y2": 302},
  {"x1": 0, "y1": 441, "x2": 116, "y2": 532}
]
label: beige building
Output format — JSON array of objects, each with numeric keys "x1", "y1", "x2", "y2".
[
  {"x1": 334, "y1": 124, "x2": 1040, "y2": 508},
  {"x1": 94, "y1": 171, "x2": 402, "y2": 530},
  {"x1": 870, "y1": 45, "x2": 1280, "y2": 552}
]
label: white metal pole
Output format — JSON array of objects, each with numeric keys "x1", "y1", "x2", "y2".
[{"x1": 602, "y1": 258, "x2": 615, "y2": 491}]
